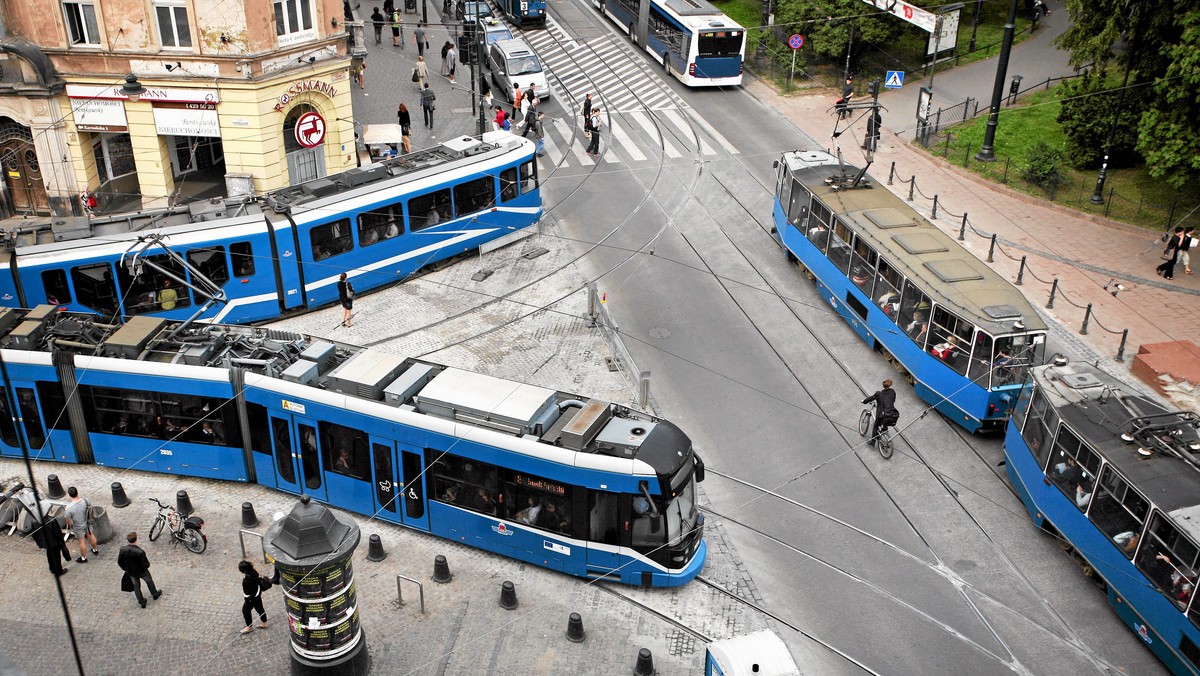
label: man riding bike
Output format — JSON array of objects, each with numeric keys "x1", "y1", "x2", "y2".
[{"x1": 862, "y1": 379, "x2": 900, "y2": 441}]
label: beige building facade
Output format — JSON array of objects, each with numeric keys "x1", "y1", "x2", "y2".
[{"x1": 0, "y1": 0, "x2": 358, "y2": 217}]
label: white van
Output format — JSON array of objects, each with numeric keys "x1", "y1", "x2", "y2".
[{"x1": 487, "y1": 38, "x2": 550, "y2": 102}]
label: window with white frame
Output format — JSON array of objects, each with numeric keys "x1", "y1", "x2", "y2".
[
  {"x1": 63, "y1": 1, "x2": 100, "y2": 46},
  {"x1": 155, "y1": 1, "x2": 192, "y2": 49},
  {"x1": 273, "y1": 0, "x2": 315, "y2": 44}
]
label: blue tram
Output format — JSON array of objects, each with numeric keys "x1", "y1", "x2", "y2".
[
  {"x1": 1006, "y1": 358, "x2": 1200, "y2": 675},
  {"x1": 0, "y1": 133, "x2": 541, "y2": 326},
  {"x1": 498, "y1": 0, "x2": 547, "y2": 27},
  {"x1": 0, "y1": 307, "x2": 706, "y2": 587},
  {"x1": 773, "y1": 151, "x2": 1048, "y2": 432}
]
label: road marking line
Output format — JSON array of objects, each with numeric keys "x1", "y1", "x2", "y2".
[
  {"x1": 609, "y1": 118, "x2": 647, "y2": 161},
  {"x1": 660, "y1": 109, "x2": 714, "y2": 155},
  {"x1": 625, "y1": 110, "x2": 681, "y2": 158}
]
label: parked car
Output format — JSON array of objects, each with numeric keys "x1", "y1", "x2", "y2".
[
  {"x1": 479, "y1": 17, "x2": 513, "y2": 45},
  {"x1": 487, "y1": 38, "x2": 551, "y2": 101},
  {"x1": 456, "y1": 0, "x2": 493, "y2": 23}
]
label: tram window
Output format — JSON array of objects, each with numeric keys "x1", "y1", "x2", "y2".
[
  {"x1": 1020, "y1": 387, "x2": 1056, "y2": 469},
  {"x1": 16, "y1": 388, "x2": 44, "y2": 449},
  {"x1": 966, "y1": 332, "x2": 994, "y2": 384},
  {"x1": 403, "y1": 451, "x2": 424, "y2": 518},
  {"x1": 588, "y1": 492, "x2": 621, "y2": 546},
  {"x1": 409, "y1": 189, "x2": 453, "y2": 232},
  {"x1": 929, "y1": 307, "x2": 972, "y2": 375},
  {"x1": 299, "y1": 424, "x2": 322, "y2": 490},
  {"x1": 35, "y1": 382, "x2": 71, "y2": 431},
  {"x1": 898, "y1": 283, "x2": 931, "y2": 347},
  {"x1": 186, "y1": 246, "x2": 229, "y2": 289},
  {"x1": 453, "y1": 176, "x2": 495, "y2": 216},
  {"x1": 1090, "y1": 466, "x2": 1149, "y2": 558},
  {"x1": 874, "y1": 258, "x2": 902, "y2": 322},
  {"x1": 429, "y1": 452, "x2": 502, "y2": 516},
  {"x1": 1137, "y1": 513, "x2": 1200, "y2": 609},
  {"x1": 786, "y1": 179, "x2": 809, "y2": 223},
  {"x1": 806, "y1": 200, "x2": 832, "y2": 253},
  {"x1": 850, "y1": 236, "x2": 878, "y2": 296},
  {"x1": 70, "y1": 263, "x2": 118, "y2": 318},
  {"x1": 117, "y1": 254, "x2": 191, "y2": 315},
  {"x1": 311, "y1": 219, "x2": 353, "y2": 260},
  {"x1": 506, "y1": 472, "x2": 571, "y2": 534},
  {"x1": 358, "y1": 202, "x2": 404, "y2": 246},
  {"x1": 777, "y1": 171, "x2": 792, "y2": 215},
  {"x1": 272, "y1": 418, "x2": 296, "y2": 483},
  {"x1": 1047, "y1": 426, "x2": 1099, "y2": 511},
  {"x1": 499, "y1": 168, "x2": 518, "y2": 202},
  {"x1": 0, "y1": 390, "x2": 18, "y2": 447},
  {"x1": 519, "y1": 160, "x2": 538, "y2": 194},
  {"x1": 319, "y1": 420, "x2": 369, "y2": 480},
  {"x1": 246, "y1": 402, "x2": 271, "y2": 454},
  {"x1": 158, "y1": 393, "x2": 227, "y2": 444},
  {"x1": 230, "y1": 241, "x2": 255, "y2": 277},
  {"x1": 372, "y1": 443, "x2": 398, "y2": 513},
  {"x1": 827, "y1": 219, "x2": 853, "y2": 274},
  {"x1": 1181, "y1": 636, "x2": 1200, "y2": 669},
  {"x1": 41, "y1": 269, "x2": 71, "y2": 305}
]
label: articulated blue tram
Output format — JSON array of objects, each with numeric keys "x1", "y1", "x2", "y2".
[
  {"x1": 0, "y1": 133, "x2": 541, "y2": 326},
  {"x1": 1006, "y1": 359, "x2": 1200, "y2": 675},
  {"x1": 498, "y1": 0, "x2": 548, "y2": 27},
  {"x1": 0, "y1": 307, "x2": 706, "y2": 587},
  {"x1": 773, "y1": 150, "x2": 1048, "y2": 432}
]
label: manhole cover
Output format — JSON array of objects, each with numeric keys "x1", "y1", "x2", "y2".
[{"x1": 649, "y1": 328, "x2": 670, "y2": 339}]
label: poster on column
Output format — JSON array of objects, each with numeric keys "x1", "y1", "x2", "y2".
[{"x1": 152, "y1": 102, "x2": 220, "y2": 137}]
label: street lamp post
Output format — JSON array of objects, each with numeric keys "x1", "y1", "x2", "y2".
[
  {"x1": 968, "y1": 0, "x2": 982, "y2": 52},
  {"x1": 975, "y1": 0, "x2": 1019, "y2": 162},
  {"x1": 1090, "y1": 12, "x2": 1139, "y2": 205}
]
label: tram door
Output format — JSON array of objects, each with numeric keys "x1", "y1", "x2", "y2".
[
  {"x1": 400, "y1": 443, "x2": 429, "y2": 531},
  {"x1": 267, "y1": 413, "x2": 328, "y2": 503},
  {"x1": 586, "y1": 490, "x2": 624, "y2": 574},
  {"x1": 0, "y1": 388, "x2": 23, "y2": 458},
  {"x1": 0, "y1": 383, "x2": 48, "y2": 459}
]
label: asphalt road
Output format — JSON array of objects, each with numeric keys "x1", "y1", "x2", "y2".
[{"x1": 525, "y1": 2, "x2": 1170, "y2": 674}]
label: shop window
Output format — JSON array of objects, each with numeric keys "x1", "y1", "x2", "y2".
[
  {"x1": 186, "y1": 246, "x2": 229, "y2": 289},
  {"x1": 499, "y1": 168, "x2": 518, "y2": 202},
  {"x1": 311, "y1": 219, "x2": 353, "y2": 260},
  {"x1": 409, "y1": 189, "x2": 452, "y2": 231},
  {"x1": 42, "y1": 269, "x2": 71, "y2": 305},
  {"x1": 231, "y1": 242, "x2": 255, "y2": 277},
  {"x1": 93, "y1": 134, "x2": 136, "y2": 185},
  {"x1": 154, "y1": 1, "x2": 192, "y2": 49},
  {"x1": 453, "y1": 176, "x2": 494, "y2": 216},
  {"x1": 63, "y1": 1, "x2": 100, "y2": 46}
]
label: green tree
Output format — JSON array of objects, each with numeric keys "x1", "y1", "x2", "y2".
[
  {"x1": 1056, "y1": 0, "x2": 1200, "y2": 187},
  {"x1": 1055, "y1": 69, "x2": 1142, "y2": 169}
]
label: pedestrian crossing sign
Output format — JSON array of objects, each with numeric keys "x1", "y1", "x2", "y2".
[{"x1": 885, "y1": 71, "x2": 905, "y2": 89}]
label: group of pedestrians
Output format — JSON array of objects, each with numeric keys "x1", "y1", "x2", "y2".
[{"x1": 1157, "y1": 226, "x2": 1195, "y2": 281}]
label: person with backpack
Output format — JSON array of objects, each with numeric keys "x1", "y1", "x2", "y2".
[
  {"x1": 370, "y1": 7, "x2": 385, "y2": 45},
  {"x1": 586, "y1": 107, "x2": 602, "y2": 157},
  {"x1": 861, "y1": 379, "x2": 900, "y2": 442},
  {"x1": 238, "y1": 560, "x2": 274, "y2": 634},
  {"x1": 390, "y1": 7, "x2": 403, "y2": 48}
]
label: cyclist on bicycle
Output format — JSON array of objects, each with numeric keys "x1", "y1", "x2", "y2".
[{"x1": 862, "y1": 379, "x2": 900, "y2": 441}]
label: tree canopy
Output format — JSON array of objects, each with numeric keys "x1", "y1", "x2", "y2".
[{"x1": 1056, "y1": 0, "x2": 1200, "y2": 187}]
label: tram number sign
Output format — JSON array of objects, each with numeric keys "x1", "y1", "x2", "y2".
[
  {"x1": 295, "y1": 111, "x2": 326, "y2": 148},
  {"x1": 788, "y1": 34, "x2": 805, "y2": 50}
]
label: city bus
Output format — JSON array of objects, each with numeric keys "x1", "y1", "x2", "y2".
[{"x1": 596, "y1": 0, "x2": 744, "y2": 87}]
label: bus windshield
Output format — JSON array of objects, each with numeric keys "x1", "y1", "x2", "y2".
[{"x1": 697, "y1": 31, "x2": 742, "y2": 57}]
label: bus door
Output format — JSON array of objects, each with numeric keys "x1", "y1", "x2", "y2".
[
  {"x1": 267, "y1": 413, "x2": 327, "y2": 502},
  {"x1": 0, "y1": 387, "x2": 23, "y2": 458},
  {"x1": 398, "y1": 442, "x2": 430, "y2": 531},
  {"x1": 586, "y1": 490, "x2": 624, "y2": 575}
]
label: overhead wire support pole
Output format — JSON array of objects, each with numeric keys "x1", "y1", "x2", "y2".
[{"x1": 975, "y1": 0, "x2": 1020, "y2": 161}]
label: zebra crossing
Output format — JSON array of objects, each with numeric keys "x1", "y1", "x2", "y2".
[{"x1": 526, "y1": 106, "x2": 737, "y2": 168}]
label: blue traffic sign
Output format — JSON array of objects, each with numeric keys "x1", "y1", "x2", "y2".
[
  {"x1": 788, "y1": 34, "x2": 804, "y2": 50},
  {"x1": 885, "y1": 71, "x2": 905, "y2": 89}
]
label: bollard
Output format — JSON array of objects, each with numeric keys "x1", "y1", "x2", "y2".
[
  {"x1": 367, "y1": 534, "x2": 387, "y2": 562},
  {"x1": 634, "y1": 648, "x2": 655, "y2": 676},
  {"x1": 1080, "y1": 303, "x2": 1092, "y2": 335},
  {"x1": 986, "y1": 234, "x2": 997, "y2": 263},
  {"x1": 433, "y1": 554, "x2": 452, "y2": 583},
  {"x1": 958, "y1": 213, "x2": 968, "y2": 241},
  {"x1": 111, "y1": 481, "x2": 130, "y2": 508},
  {"x1": 46, "y1": 474, "x2": 65, "y2": 499},
  {"x1": 241, "y1": 501, "x2": 259, "y2": 528},
  {"x1": 1046, "y1": 278, "x2": 1059, "y2": 309},
  {"x1": 499, "y1": 580, "x2": 518, "y2": 610},
  {"x1": 176, "y1": 490, "x2": 194, "y2": 516},
  {"x1": 1116, "y1": 328, "x2": 1129, "y2": 362},
  {"x1": 638, "y1": 371, "x2": 650, "y2": 409},
  {"x1": 931, "y1": 194, "x2": 939, "y2": 220},
  {"x1": 907, "y1": 177, "x2": 915, "y2": 201},
  {"x1": 87, "y1": 505, "x2": 115, "y2": 544},
  {"x1": 1015, "y1": 256, "x2": 1027, "y2": 285},
  {"x1": 566, "y1": 612, "x2": 586, "y2": 643},
  {"x1": 887, "y1": 161, "x2": 895, "y2": 185}
]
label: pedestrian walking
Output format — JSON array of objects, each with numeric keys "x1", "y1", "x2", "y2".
[
  {"x1": 837, "y1": 77, "x2": 853, "y2": 120},
  {"x1": 1181, "y1": 226, "x2": 1195, "y2": 275},
  {"x1": 586, "y1": 107, "x2": 602, "y2": 156},
  {"x1": 581, "y1": 93, "x2": 593, "y2": 134},
  {"x1": 532, "y1": 111, "x2": 546, "y2": 156},
  {"x1": 481, "y1": 81, "x2": 493, "y2": 113},
  {"x1": 1158, "y1": 226, "x2": 1184, "y2": 280},
  {"x1": 391, "y1": 8, "x2": 403, "y2": 47},
  {"x1": 350, "y1": 57, "x2": 366, "y2": 89},
  {"x1": 117, "y1": 532, "x2": 162, "y2": 608},
  {"x1": 413, "y1": 55, "x2": 428, "y2": 92},
  {"x1": 238, "y1": 560, "x2": 271, "y2": 634},
  {"x1": 493, "y1": 105, "x2": 508, "y2": 132},
  {"x1": 32, "y1": 514, "x2": 72, "y2": 577},
  {"x1": 371, "y1": 7, "x2": 385, "y2": 44},
  {"x1": 414, "y1": 23, "x2": 427, "y2": 56},
  {"x1": 511, "y1": 83, "x2": 523, "y2": 122},
  {"x1": 441, "y1": 40, "x2": 452, "y2": 76},
  {"x1": 397, "y1": 103, "x2": 412, "y2": 153},
  {"x1": 518, "y1": 93, "x2": 531, "y2": 127},
  {"x1": 337, "y1": 272, "x2": 355, "y2": 327},
  {"x1": 420, "y1": 83, "x2": 437, "y2": 130},
  {"x1": 64, "y1": 486, "x2": 98, "y2": 563},
  {"x1": 447, "y1": 45, "x2": 457, "y2": 83}
]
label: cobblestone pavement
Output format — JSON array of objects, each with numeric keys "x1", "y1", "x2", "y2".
[{"x1": 0, "y1": 215, "x2": 769, "y2": 675}]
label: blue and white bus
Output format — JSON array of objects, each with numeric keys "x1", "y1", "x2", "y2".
[{"x1": 596, "y1": 0, "x2": 744, "y2": 86}]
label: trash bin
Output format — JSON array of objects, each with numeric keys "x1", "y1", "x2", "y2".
[{"x1": 88, "y1": 504, "x2": 115, "y2": 545}]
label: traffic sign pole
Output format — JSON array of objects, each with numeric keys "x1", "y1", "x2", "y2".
[{"x1": 787, "y1": 34, "x2": 804, "y2": 88}]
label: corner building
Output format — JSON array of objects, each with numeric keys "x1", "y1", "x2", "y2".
[{"x1": 0, "y1": 0, "x2": 356, "y2": 216}]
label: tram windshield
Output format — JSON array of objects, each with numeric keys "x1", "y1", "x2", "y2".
[{"x1": 664, "y1": 477, "x2": 697, "y2": 545}]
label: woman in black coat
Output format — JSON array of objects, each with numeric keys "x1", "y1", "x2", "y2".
[
  {"x1": 239, "y1": 560, "x2": 269, "y2": 634},
  {"x1": 397, "y1": 103, "x2": 412, "y2": 154},
  {"x1": 337, "y1": 272, "x2": 355, "y2": 327}
]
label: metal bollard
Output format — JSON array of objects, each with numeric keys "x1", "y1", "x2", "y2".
[
  {"x1": 958, "y1": 213, "x2": 968, "y2": 241},
  {"x1": 241, "y1": 502, "x2": 259, "y2": 528},
  {"x1": 433, "y1": 554, "x2": 452, "y2": 583},
  {"x1": 176, "y1": 490, "x2": 194, "y2": 516},
  {"x1": 986, "y1": 234, "x2": 997, "y2": 263},
  {"x1": 111, "y1": 481, "x2": 130, "y2": 508},
  {"x1": 46, "y1": 475, "x2": 65, "y2": 499},
  {"x1": 638, "y1": 371, "x2": 650, "y2": 409},
  {"x1": 887, "y1": 161, "x2": 896, "y2": 185},
  {"x1": 1046, "y1": 278, "x2": 1058, "y2": 309},
  {"x1": 634, "y1": 648, "x2": 655, "y2": 676},
  {"x1": 907, "y1": 177, "x2": 915, "y2": 201},
  {"x1": 1116, "y1": 328, "x2": 1129, "y2": 362},
  {"x1": 367, "y1": 534, "x2": 387, "y2": 561},
  {"x1": 931, "y1": 194, "x2": 939, "y2": 220},
  {"x1": 499, "y1": 580, "x2": 518, "y2": 610},
  {"x1": 1015, "y1": 256, "x2": 1027, "y2": 285},
  {"x1": 566, "y1": 612, "x2": 586, "y2": 643},
  {"x1": 1080, "y1": 303, "x2": 1092, "y2": 335}
]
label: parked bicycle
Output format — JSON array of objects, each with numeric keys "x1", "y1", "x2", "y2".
[
  {"x1": 858, "y1": 400, "x2": 895, "y2": 459},
  {"x1": 148, "y1": 497, "x2": 207, "y2": 553}
]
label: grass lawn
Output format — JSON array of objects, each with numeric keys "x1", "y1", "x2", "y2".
[
  {"x1": 710, "y1": 0, "x2": 758, "y2": 31},
  {"x1": 926, "y1": 87, "x2": 1200, "y2": 231}
]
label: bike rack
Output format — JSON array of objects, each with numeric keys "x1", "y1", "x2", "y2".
[
  {"x1": 395, "y1": 574, "x2": 425, "y2": 614},
  {"x1": 239, "y1": 529, "x2": 268, "y2": 564}
]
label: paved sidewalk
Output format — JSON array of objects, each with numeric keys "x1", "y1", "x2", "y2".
[{"x1": 745, "y1": 7, "x2": 1200, "y2": 406}]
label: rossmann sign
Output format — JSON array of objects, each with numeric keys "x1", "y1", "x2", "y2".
[{"x1": 274, "y1": 80, "x2": 338, "y2": 113}]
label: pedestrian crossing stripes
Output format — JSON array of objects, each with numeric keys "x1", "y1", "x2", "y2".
[{"x1": 530, "y1": 108, "x2": 738, "y2": 168}]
